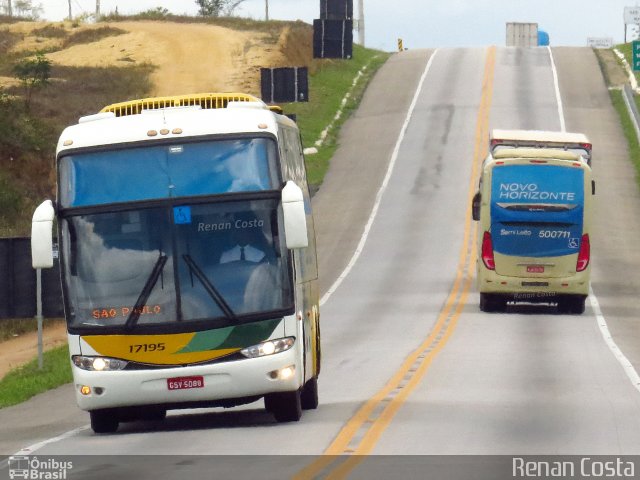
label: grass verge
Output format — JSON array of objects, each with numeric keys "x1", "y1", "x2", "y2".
[
  {"x1": 282, "y1": 44, "x2": 390, "y2": 188},
  {"x1": 0, "y1": 345, "x2": 71, "y2": 408},
  {"x1": 598, "y1": 46, "x2": 640, "y2": 187},
  {"x1": 609, "y1": 88, "x2": 640, "y2": 184}
]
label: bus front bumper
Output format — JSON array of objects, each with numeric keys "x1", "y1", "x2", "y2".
[{"x1": 72, "y1": 346, "x2": 302, "y2": 411}]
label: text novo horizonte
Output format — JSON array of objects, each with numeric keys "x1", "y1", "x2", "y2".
[
  {"x1": 499, "y1": 183, "x2": 575, "y2": 201},
  {"x1": 512, "y1": 457, "x2": 635, "y2": 478}
]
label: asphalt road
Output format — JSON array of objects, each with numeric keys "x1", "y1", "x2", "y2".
[{"x1": 3, "y1": 46, "x2": 640, "y2": 479}]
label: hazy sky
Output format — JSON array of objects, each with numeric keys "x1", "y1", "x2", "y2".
[{"x1": 35, "y1": 0, "x2": 640, "y2": 51}]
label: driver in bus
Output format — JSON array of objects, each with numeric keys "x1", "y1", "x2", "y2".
[{"x1": 219, "y1": 213, "x2": 268, "y2": 264}]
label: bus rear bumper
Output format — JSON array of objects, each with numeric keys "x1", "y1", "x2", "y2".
[
  {"x1": 72, "y1": 347, "x2": 302, "y2": 411},
  {"x1": 478, "y1": 269, "x2": 590, "y2": 301}
]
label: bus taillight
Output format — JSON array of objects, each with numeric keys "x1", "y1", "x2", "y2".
[
  {"x1": 576, "y1": 234, "x2": 590, "y2": 272},
  {"x1": 482, "y1": 231, "x2": 495, "y2": 270}
]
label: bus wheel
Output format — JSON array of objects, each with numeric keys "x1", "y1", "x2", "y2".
[
  {"x1": 301, "y1": 377, "x2": 319, "y2": 410},
  {"x1": 480, "y1": 293, "x2": 506, "y2": 312},
  {"x1": 90, "y1": 410, "x2": 119, "y2": 434},
  {"x1": 265, "y1": 391, "x2": 302, "y2": 422},
  {"x1": 558, "y1": 296, "x2": 585, "y2": 315}
]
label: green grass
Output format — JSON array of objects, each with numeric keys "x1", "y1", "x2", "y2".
[
  {"x1": 283, "y1": 44, "x2": 390, "y2": 187},
  {"x1": 609, "y1": 88, "x2": 640, "y2": 185},
  {"x1": 598, "y1": 45, "x2": 640, "y2": 188},
  {"x1": 0, "y1": 345, "x2": 72, "y2": 408}
]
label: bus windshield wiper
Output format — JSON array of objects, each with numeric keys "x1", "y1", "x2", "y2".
[
  {"x1": 125, "y1": 254, "x2": 167, "y2": 330},
  {"x1": 182, "y1": 254, "x2": 237, "y2": 321}
]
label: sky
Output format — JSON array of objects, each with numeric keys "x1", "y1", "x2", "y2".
[{"x1": 28, "y1": 0, "x2": 640, "y2": 52}]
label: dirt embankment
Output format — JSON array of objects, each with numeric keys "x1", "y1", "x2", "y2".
[
  {"x1": 3, "y1": 21, "x2": 313, "y2": 96},
  {"x1": 2, "y1": 19, "x2": 314, "y2": 96}
]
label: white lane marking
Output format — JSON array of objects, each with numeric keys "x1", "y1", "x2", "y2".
[
  {"x1": 549, "y1": 46, "x2": 640, "y2": 393},
  {"x1": 0, "y1": 425, "x2": 90, "y2": 467},
  {"x1": 319, "y1": 49, "x2": 439, "y2": 306},
  {"x1": 547, "y1": 46, "x2": 566, "y2": 133},
  {"x1": 590, "y1": 287, "x2": 640, "y2": 392}
]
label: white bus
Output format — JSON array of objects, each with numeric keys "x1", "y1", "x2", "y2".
[{"x1": 31, "y1": 93, "x2": 321, "y2": 433}]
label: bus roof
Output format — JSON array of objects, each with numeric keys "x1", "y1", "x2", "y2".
[
  {"x1": 490, "y1": 129, "x2": 590, "y2": 146},
  {"x1": 57, "y1": 93, "x2": 293, "y2": 155},
  {"x1": 492, "y1": 148, "x2": 583, "y2": 162}
]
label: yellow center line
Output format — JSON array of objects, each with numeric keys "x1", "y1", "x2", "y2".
[{"x1": 293, "y1": 46, "x2": 496, "y2": 480}]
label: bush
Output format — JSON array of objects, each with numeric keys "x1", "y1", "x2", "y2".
[{"x1": 12, "y1": 52, "x2": 51, "y2": 109}]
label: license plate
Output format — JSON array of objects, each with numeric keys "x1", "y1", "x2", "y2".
[
  {"x1": 167, "y1": 376, "x2": 204, "y2": 390},
  {"x1": 527, "y1": 265, "x2": 545, "y2": 273}
]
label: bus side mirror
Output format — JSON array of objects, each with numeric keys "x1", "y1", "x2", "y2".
[
  {"x1": 31, "y1": 200, "x2": 55, "y2": 269},
  {"x1": 472, "y1": 191, "x2": 481, "y2": 221},
  {"x1": 282, "y1": 181, "x2": 309, "y2": 249}
]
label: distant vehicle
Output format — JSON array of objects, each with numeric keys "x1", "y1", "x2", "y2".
[
  {"x1": 31, "y1": 93, "x2": 321, "y2": 433},
  {"x1": 472, "y1": 146, "x2": 595, "y2": 314},
  {"x1": 490, "y1": 129, "x2": 592, "y2": 165},
  {"x1": 506, "y1": 22, "x2": 538, "y2": 47}
]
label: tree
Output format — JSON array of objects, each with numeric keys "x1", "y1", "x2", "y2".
[
  {"x1": 195, "y1": 0, "x2": 224, "y2": 17},
  {"x1": 224, "y1": 0, "x2": 248, "y2": 16},
  {"x1": 195, "y1": 0, "x2": 248, "y2": 17},
  {"x1": 12, "y1": 0, "x2": 43, "y2": 19},
  {"x1": 12, "y1": 53, "x2": 51, "y2": 110}
]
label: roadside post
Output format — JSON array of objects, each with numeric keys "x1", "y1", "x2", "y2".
[{"x1": 36, "y1": 268, "x2": 43, "y2": 369}]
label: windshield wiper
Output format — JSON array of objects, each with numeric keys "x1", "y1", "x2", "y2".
[
  {"x1": 182, "y1": 254, "x2": 237, "y2": 321},
  {"x1": 124, "y1": 254, "x2": 167, "y2": 330}
]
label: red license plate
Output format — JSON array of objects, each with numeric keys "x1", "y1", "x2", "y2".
[
  {"x1": 527, "y1": 266, "x2": 545, "y2": 273},
  {"x1": 167, "y1": 376, "x2": 204, "y2": 390}
]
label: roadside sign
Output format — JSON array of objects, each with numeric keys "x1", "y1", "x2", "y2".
[
  {"x1": 587, "y1": 37, "x2": 613, "y2": 49},
  {"x1": 634, "y1": 41, "x2": 640, "y2": 71},
  {"x1": 625, "y1": 6, "x2": 640, "y2": 25}
]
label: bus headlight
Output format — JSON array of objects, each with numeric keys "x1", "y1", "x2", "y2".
[
  {"x1": 72, "y1": 355, "x2": 128, "y2": 371},
  {"x1": 240, "y1": 337, "x2": 295, "y2": 359}
]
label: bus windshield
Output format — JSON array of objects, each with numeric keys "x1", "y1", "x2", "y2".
[
  {"x1": 59, "y1": 137, "x2": 279, "y2": 207},
  {"x1": 490, "y1": 164, "x2": 585, "y2": 258},
  {"x1": 61, "y1": 197, "x2": 293, "y2": 332}
]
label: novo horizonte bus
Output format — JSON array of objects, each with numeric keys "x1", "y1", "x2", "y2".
[
  {"x1": 31, "y1": 93, "x2": 321, "y2": 432},
  {"x1": 472, "y1": 146, "x2": 594, "y2": 314}
]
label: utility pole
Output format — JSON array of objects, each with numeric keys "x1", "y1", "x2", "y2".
[
  {"x1": 95, "y1": 0, "x2": 100, "y2": 18},
  {"x1": 67, "y1": 0, "x2": 71, "y2": 20},
  {"x1": 7, "y1": 0, "x2": 12, "y2": 17},
  {"x1": 358, "y1": 0, "x2": 365, "y2": 46},
  {"x1": 265, "y1": 0, "x2": 269, "y2": 21}
]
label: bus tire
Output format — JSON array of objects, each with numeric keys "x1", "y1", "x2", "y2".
[
  {"x1": 480, "y1": 293, "x2": 506, "y2": 312},
  {"x1": 90, "y1": 410, "x2": 119, "y2": 434},
  {"x1": 558, "y1": 296, "x2": 585, "y2": 315},
  {"x1": 301, "y1": 377, "x2": 319, "y2": 410},
  {"x1": 265, "y1": 390, "x2": 302, "y2": 422}
]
